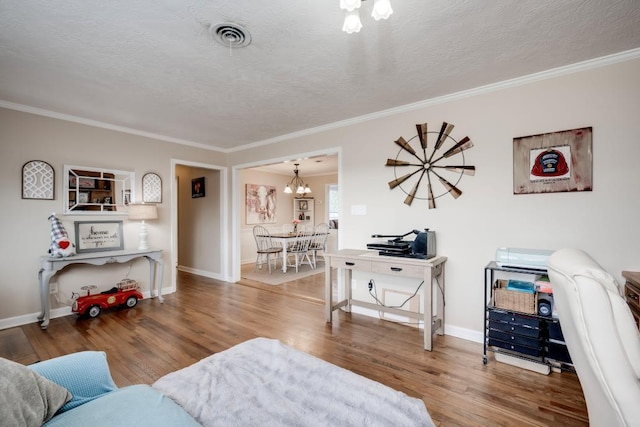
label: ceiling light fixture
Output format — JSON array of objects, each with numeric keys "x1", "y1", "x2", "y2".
[
  {"x1": 371, "y1": 0, "x2": 393, "y2": 20},
  {"x1": 340, "y1": 0, "x2": 392, "y2": 33},
  {"x1": 284, "y1": 163, "x2": 312, "y2": 195}
]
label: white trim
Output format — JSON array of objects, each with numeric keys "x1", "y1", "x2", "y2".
[
  {"x1": 0, "y1": 100, "x2": 225, "y2": 152},
  {"x1": 2, "y1": 48, "x2": 639, "y2": 154},
  {"x1": 349, "y1": 306, "x2": 484, "y2": 343},
  {"x1": 0, "y1": 307, "x2": 70, "y2": 330},
  {"x1": 170, "y1": 159, "x2": 229, "y2": 292},
  {"x1": 0, "y1": 291, "x2": 175, "y2": 330},
  {"x1": 177, "y1": 265, "x2": 224, "y2": 281},
  {"x1": 226, "y1": 48, "x2": 640, "y2": 151}
]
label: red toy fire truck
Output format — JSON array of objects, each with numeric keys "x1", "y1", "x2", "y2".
[{"x1": 72, "y1": 279, "x2": 143, "y2": 318}]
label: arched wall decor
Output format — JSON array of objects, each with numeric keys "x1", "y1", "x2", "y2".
[
  {"x1": 22, "y1": 160, "x2": 55, "y2": 200},
  {"x1": 142, "y1": 172, "x2": 162, "y2": 203}
]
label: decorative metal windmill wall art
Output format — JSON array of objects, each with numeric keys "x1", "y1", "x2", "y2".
[{"x1": 386, "y1": 121, "x2": 475, "y2": 209}]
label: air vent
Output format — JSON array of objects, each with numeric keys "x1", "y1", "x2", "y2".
[{"x1": 210, "y1": 23, "x2": 251, "y2": 48}]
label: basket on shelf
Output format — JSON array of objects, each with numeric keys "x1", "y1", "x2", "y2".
[{"x1": 492, "y1": 279, "x2": 538, "y2": 315}]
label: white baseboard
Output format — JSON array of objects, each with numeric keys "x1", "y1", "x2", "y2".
[
  {"x1": 0, "y1": 306, "x2": 72, "y2": 330},
  {"x1": 177, "y1": 265, "x2": 224, "y2": 281},
  {"x1": 0, "y1": 291, "x2": 174, "y2": 331},
  {"x1": 349, "y1": 306, "x2": 483, "y2": 343}
]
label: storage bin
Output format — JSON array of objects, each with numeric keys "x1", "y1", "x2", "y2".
[
  {"x1": 547, "y1": 340, "x2": 572, "y2": 363},
  {"x1": 493, "y1": 279, "x2": 538, "y2": 315}
]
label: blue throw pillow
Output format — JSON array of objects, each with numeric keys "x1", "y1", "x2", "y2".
[{"x1": 29, "y1": 351, "x2": 118, "y2": 413}]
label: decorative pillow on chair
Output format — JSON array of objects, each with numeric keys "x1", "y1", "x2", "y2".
[
  {"x1": 29, "y1": 351, "x2": 118, "y2": 413},
  {"x1": 0, "y1": 357, "x2": 71, "y2": 427}
]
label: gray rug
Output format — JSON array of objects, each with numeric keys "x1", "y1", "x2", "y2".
[{"x1": 240, "y1": 262, "x2": 323, "y2": 285}]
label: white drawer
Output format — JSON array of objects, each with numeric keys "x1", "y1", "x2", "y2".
[
  {"x1": 331, "y1": 257, "x2": 372, "y2": 272},
  {"x1": 371, "y1": 261, "x2": 425, "y2": 278}
]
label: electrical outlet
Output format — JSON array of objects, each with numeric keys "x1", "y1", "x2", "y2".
[{"x1": 49, "y1": 282, "x2": 58, "y2": 294}]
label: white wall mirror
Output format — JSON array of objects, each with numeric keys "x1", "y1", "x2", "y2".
[{"x1": 63, "y1": 165, "x2": 135, "y2": 215}]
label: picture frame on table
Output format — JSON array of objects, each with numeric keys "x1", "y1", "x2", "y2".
[{"x1": 74, "y1": 220, "x2": 124, "y2": 253}]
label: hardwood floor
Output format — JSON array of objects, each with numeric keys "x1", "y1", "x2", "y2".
[{"x1": 11, "y1": 270, "x2": 587, "y2": 426}]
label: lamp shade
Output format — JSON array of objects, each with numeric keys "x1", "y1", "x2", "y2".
[{"x1": 128, "y1": 204, "x2": 158, "y2": 221}]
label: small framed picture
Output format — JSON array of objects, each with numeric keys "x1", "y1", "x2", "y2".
[
  {"x1": 78, "y1": 192, "x2": 90, "y2": 203},
  {"x1": 299, "y1": 200, "x2": 308, "y2": 210},
  {"x1": 192, "y1": 177, "x2": 205, "y2": 198},
  {"x1": 123, "y1": 189, "x2": 131, "y2": 206},
  {"x1": 78, "y1": 177, "x2": 96, "y2": 189},
  {"x1": 74, "y1": 221, "x2": 124, "y2": 253}
]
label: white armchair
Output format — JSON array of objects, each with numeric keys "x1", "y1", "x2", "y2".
[{"x1": 547, "y1": 248, "x2": 640, "y2": 427}]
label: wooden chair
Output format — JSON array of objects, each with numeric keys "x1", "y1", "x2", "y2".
[
  {"x1": 309, "y1": 223, "x2": 329, "y2": 268},
  {"x1": 286, "y1": 228, "x2": 314, "y2": 273},
  {"x1": 252, "y1": 225, "x2": 283, "y2": 274}
]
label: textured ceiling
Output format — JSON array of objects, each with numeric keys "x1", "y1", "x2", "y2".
[{"x1": 1, "y1": 0, "x2": 639, "y2": 152}]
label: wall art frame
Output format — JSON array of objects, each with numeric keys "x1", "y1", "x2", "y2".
[
  {"x1": 142, "y1": 172, "x2": 162, "y2": 203},
  {"x1": 22, "y1": 160, "x2": 55, "y2": 200},
  {"x1": 74, "y1": 220, "x2": 124, "y2": 253},
  {"x1": 191, "y1": 177, "x2": 205, "y2": 198},
  {"x1": 245, "y1": 183, "x2": 277, "y2": 224},
  {"x1": 513, "y1": 127, "x2": 592, "y2": 195}
]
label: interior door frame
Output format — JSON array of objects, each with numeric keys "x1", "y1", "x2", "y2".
[
  {"x1": 230, "y1": 147, "x2": 341, "y2": 283},
  {"x1": 170, "y1": 159, "x2": 228, "y2": 292}
]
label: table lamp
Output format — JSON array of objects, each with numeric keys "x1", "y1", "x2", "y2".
[{"x1": 128, "y1": 203, "x2": 158, "y2": 250}]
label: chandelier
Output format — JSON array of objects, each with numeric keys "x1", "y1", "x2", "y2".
[
  {"x1": 340, "y1": 0, "x2": 393, "y2": 34},
  {"x1": 284, "y1": 163, "x2": 311, "y2": 195}
]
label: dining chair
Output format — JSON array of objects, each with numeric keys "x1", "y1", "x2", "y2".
[
  {"x1": 309, "y1": 223, "x2": 330, "y2": 268},
  {"x1": 252, "y1": 225, "x2": 283, "y2": 274},
  {"x1": 286, "y1": 228, "x2": 314, "y2": 273},
  {"x1": 300, "y1": 223, "x2": 315, "y2": 232}
]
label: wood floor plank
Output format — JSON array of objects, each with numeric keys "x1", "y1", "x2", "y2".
[{"x1": 12, "y1": 270, "x2": 587, "y2": 426}]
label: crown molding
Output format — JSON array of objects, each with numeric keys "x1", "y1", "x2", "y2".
[
  {"x1": 3, "y1": 48, "x2": 639, "y2": 153},
  {"x1": 0, "y1": 100, "x2": 225, "y2": 152}
]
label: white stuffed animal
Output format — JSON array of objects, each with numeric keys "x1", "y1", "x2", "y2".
[{"x1": 48, "y1": 212, "x2": 76, "y2": 257}]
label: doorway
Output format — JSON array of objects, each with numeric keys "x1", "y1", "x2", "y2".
[
  {"x1": 231, "y1": 149, "x2": 340, "y2": 285},
  {"x1": 170, "y1": 160, "x2": 228, "y2": 293}
]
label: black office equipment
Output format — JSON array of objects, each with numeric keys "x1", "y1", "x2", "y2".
[{"x1": 367, "y1": 229, "x2": 436, "y2": 259}]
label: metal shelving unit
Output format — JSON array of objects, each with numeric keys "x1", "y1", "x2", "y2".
[{"x1": 483, "y1": 261, "x2": 573, "y2": 371}]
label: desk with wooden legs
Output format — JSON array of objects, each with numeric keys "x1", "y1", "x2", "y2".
[{"x1": 324, "y1": 249, "x2": 447, "y2": 351}]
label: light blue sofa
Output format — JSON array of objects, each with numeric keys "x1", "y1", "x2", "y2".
[{"x1": 1, "y1": 351, "x2": 199, "y2": 426}]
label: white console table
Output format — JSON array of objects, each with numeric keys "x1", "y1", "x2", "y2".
[
  {"x1": 324, "y1": 249, "x2": 447, "y2": 351},
  {"x1": 38, "y1": 249, "x2": 163, "y2": 329}
]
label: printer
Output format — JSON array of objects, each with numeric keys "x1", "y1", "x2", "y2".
[{"x1": 495, "y1": 247, "x2": 553, "y2": 270}]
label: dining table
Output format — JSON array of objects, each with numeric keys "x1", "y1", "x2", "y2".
[{"x1": 267, "y1": 232, "x2": 327, "y2": 273}]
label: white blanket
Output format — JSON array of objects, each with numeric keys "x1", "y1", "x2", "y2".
[{"x1": 152, "y1": 338, "x2": 434, "y2": 427}]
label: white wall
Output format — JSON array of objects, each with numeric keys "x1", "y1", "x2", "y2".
[{"x1": 228, "y1": 56, "x2": 640, "y2": 340}]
